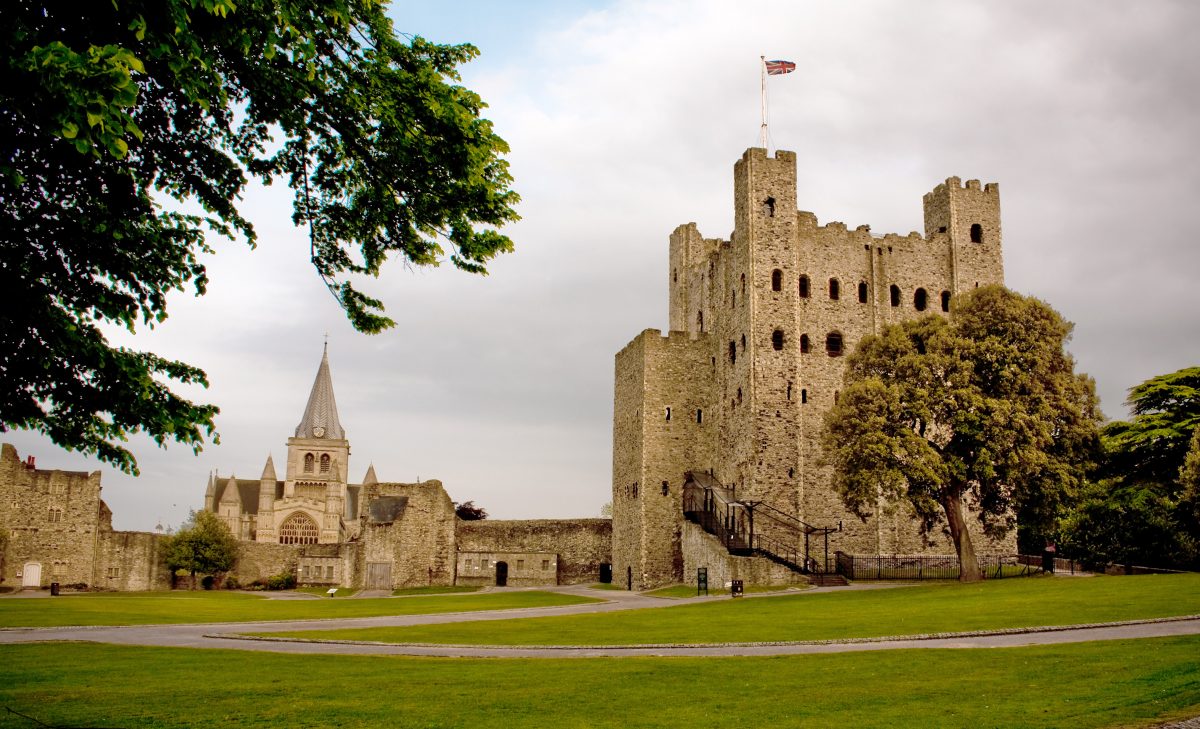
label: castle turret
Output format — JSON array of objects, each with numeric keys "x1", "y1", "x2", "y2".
[{"x1": 922, "y1": 177, "x2": 1003, "y2": 293}]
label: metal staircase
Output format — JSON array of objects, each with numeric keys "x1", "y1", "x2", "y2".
[{"x1": 682, "y1": 472, "x2": 846, "y2": 585}]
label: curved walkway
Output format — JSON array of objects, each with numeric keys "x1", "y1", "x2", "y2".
[{"x1": 2, "y1": 583, "x2": 1199, "y2": 657}]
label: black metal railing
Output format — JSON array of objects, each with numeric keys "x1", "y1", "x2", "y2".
[
  {"x1": 683, "y1": 474, "x2": 839, "y2": 575},
  {"x1": 836, "y1": 553, "x2": 1043, "y2": 580}
]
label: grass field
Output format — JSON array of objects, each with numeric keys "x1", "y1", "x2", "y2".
[
  {"x1": 0, "y1": 589, "x2": 599, "y2": 627},
  {"x1": 1, "y1": 639, "x2": 1198, "y2": 728},
  {"x1": 265, "y1": 574, "x2": 1200, "y2": 645},
  {"x1": 391, "y1": 585, "x2": 482, "y2": 596},
  {"x1": 644, "y1": 583, "x2": 800, "y2": 598}
]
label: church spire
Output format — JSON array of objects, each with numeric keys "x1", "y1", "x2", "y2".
[{"x1": 295, "y1": 343, "x2": 346, "y2": 440}]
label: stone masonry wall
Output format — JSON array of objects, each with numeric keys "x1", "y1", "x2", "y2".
[
  {"x1": 0, "y1": 444, "x2": 103, "y2": 588},
  {"x1": 358, "y1": 480, "x2": 457, "y2": 589},
  {"x1": 95, "y1": 530, "x2": 171, "y2": 591},
  {"x1": 456, "y1": 518, "x2": 612, "y2": 585}
]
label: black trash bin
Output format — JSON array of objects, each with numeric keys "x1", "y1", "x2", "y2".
[
  {"x1": 50, "y1": 582, "x2": 59, "y2": 596},
  {"x1": 730, "y1": 579, "x2": 744, "y2": 598}
]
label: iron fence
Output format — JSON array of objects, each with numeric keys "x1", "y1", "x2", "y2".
[{"x1": 836, "y1": 553, "x2": 1043, "y2": 580}]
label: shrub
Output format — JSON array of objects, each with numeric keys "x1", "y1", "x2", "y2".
[{"x1": 265, "y1": 572, "x2": 297, "y2": 591}]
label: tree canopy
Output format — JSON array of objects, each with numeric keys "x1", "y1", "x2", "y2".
[
  {"x1": 1100, "y1": 367, "x2": 1200, "y2": 491},
  {"x1": 821, "y1": 286, "x2": 1101, "y2": 581},
  {"x1": 162, "y1": 510, "x2": 239, "y2": 586},
  {"x1": 1, "y1": 0, "x2": 519, "y2": 473},
  {"x1": 454, "y1": 501, "x2": 487, "y2": 521}
]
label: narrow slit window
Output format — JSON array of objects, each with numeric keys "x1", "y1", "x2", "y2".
[
  {"x1": 729, "y1": 342, "x2": 736, "y2": 364},
  {"x1": 771, "y1": 269, "x2": 782, "y2": 292},
  {"x1": 798, "y1": 275, "x2": 810, "y2": 299},
  {"x1": 772, "y1": 329, "x2": 784, "y2": 350},
  {"x1": 858, "y1": 281, "x2": 868, "y2": 303},
  {"x1": 914, "y1": 288, "x2": 928, "y2": 312},
  {"x1": 696, "y1": 409, "x2": 703, "y2": 424},
  {"x1": 829, "y1": 278, "x2": 840, "y2": 300},
  {"x1": 801, "y1": 388, "x2": 808, "y2": 404},
  {"x1": 662, "y1": 481, "x2": 670, "y2": 495},
  {"x1": 800, "y1": 334, "x2": 810, "y2": 354},
  {"x1": 890, "y1": 285, "x2": 900, "y2": 307},
  {"x1": 786, "y1": 382, "x2": 792, "y2": 400},
  {"x1": 697, "y1": 310, "x2": 704, "y2": 332},
  {"x1": 665, "y1": 407, "x2": 671, "y2": 422}
]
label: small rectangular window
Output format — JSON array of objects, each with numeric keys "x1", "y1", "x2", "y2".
[
  {"x1": 542, "y1": 559, "x2": 550, "y2": 570},
  {"x1": 517, "y1": 559, "x2": 525, "y2": 570},
  {"x1": 326, "y1": 565, "x2": 334, "y2": 580}
]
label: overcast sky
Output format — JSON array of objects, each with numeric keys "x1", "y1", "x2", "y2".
[{"x1": 7, "y1": 0, "x2": 1199, "y2": 531}]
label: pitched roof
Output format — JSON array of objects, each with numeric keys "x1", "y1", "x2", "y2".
[
  {"x1": 211, "y1": 477, "x2": 270, "y2": 515},
  {"x1": 294, "y1": 343, "x2": 346, "y2": 440}
]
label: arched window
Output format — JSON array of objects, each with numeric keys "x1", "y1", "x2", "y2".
[
  {"x1": 798, "y1": 275, "x2": 810, "y2": 299},
  {"x1": 319, "y1": 454, "x2": 331, "y2": 474},
  {"x1": 771, "y1": 269, "x2": 782, "y2": 292},
  {"x1": 970, "y1": 223, "x2": 983, "y2": 243},
  {"x1": 914, "y1": 288, "x2": 928, "y2": 312},
  {"x1": 829, "y1": 278, "x2": 840, "y2": 300},
  {"x1": 826, "y1": 332, "x2": 844, "y2": 357},
  {"x1": 279, "y1": 512, "x2": 319, "y2": 545},
  {"x1": 772, "y1": 329, "x2": 784, "y2": 350},
  {"x1": 763, "y1": 197, "x2": 776, "y2": 217},
  {"x1": 890, "y1": 285, "x2": 900, "y2": 307},
  {"x1": 800, "y1": 334, "x2": 810, "y2": 354},
  {"x1": 303, "y1": 453, "x2": 314, "y2": 473},
  {"x1": 728, "y1": 341, "x2": 736, "y2": 364},
  {"x1": 858, "y1": 281, "x2": 868, "y2": 303},
  {"x1": 941, "y1": 290, "x2": 951, "y2": 312}
]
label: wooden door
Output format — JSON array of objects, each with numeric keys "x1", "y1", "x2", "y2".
[{"x1": 365, "y1": 562, "x2": 391, "y2": 590}]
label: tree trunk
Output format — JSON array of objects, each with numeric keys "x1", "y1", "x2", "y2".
[{"x1": 942, "y1": 490, "x2": 983, "y2": 582}]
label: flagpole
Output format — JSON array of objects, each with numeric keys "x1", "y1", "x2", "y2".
[{"x1": 759, "y1": 55, "x2": 768, "y2": 149}]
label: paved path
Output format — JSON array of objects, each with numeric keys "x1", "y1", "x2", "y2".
[{"x1": 2, "y1": 583, "x2": 1199, "y2": 658}]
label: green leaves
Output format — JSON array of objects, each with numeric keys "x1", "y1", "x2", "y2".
[{"x1": 2, "y1": 0, "x2": 518, "y2": 472}]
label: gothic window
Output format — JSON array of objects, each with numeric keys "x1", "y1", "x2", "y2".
[
  {"x1": 772, "y1": 329, "x2": 785, "y2": 350},
  {"x1": 304, "y1": 453, "x2": 314, "y2": 473},
  {"x1": 858, "y1": 281, "x2": 868, "y2": 303},
  {"x1": 829, "y1": 278, "x2": 840, "y2": 300},
  {"x1": 279, "y1": 512, "x2": 320, "y2": 545},
  {"x1": 798, "y1": 275, "x2": 810, "y2": 299},
  {"x1": 890, "y1": 285, "x2": 901, "y2": 307},
  {"x1": 771, "y1": 269, "x2": 782, "y2": 292},
  {"x1": 970, "y1": 223, "x2": 983, "y2": 243},
  {"x1": 800, "y1": 334, "x2": 810, "y2": 354},
  {"x1": 826, "y1": 332, "x2": 844, "y2": 357},
  {"x1": 319, "y1": 454, "x2": 331, "y2": 474},
  {"x1": 914, "y1": 288, "x2": 928, "y2": 312},
  {"x1": 941, "y1": 290, "x2": 952, "y2": 312}
]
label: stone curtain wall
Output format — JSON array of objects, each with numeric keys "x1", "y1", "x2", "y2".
[
  {"x1": 96, "y1": 530, "x2": 171, "y2": 591},
  {"x1": 457, "y1": 518, "x2": 612, "y2": 585},
  {"x1": 359, "y1": 481, "x2": 457, "y2": 589}
]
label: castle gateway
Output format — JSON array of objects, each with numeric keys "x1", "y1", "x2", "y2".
[{"x1": 612, "y1": 148, "x2": 1015, "y2": 590}]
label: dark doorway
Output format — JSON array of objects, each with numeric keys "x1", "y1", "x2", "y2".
[
  {"x1": 626, "y1": 566, "x2": 633, "y2": 591},
  {"x1": 495, "y1": 561, "x2": 508, "y2": 587},
  {"x1": 599, "y1": 563, "x2": 612, "y2": 584}
]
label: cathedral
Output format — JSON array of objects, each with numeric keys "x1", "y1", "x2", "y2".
[{"x1": 204, "y1": 344, "x2": 364, "y2": 544}]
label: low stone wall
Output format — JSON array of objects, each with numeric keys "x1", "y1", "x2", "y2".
[
  {"x1": 456, "y1": 519, "x2": 612, "y2": 585},
  {"x1": 232, "y1": 542, "x2": 301, "y2": 584},
  {"x1": 456, "y1": 550, "x2": 560, "y2": 587},
  {"x1": 681, "y1": 522, "x2": 805, "y2": 588}
]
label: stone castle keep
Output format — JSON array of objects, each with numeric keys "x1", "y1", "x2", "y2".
[
  {"x1": 611, "y1": 148, "x2": 1014, "y2": 590},
  {"x1": 1, "y1": 147, "x2": 1017, "y2": 591}
]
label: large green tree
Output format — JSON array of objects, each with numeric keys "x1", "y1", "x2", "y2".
[
  {"x1": 1100, "y1": 367, "x2": 1200, "y2": 491},
  {"x1": 821, "y1": 286, "x2": 1101, "y2": 581},
  {"x1": 162, "y1": 510, "x2": 239, "y2": 588},
  {"x1": 1, "y1": 0, "x2": 519, "y2": 473}
]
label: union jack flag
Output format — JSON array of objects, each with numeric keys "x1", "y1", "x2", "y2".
[{"x1": 764, "y1": 59, "x2": 796, "y2": 76}]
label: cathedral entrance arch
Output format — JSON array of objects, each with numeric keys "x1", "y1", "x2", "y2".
[
  {"x1": 495, "y1": 561, "x2": 508, "y2": 587},
  {"x1": 21, "y1": 562, "x2": 41, "y2": 589},
  {"x1": 279, "y1": 512, "x2": 319, "y2": 545}
]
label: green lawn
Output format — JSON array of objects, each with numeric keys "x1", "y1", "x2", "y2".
[
  {"x1": 644, "y1": 583, "x2": 800, "y2": 598},
  {"x1": 391, "y1": 585, "x2": 482, "y2": 596},
  {"x1": 1, "y1": 639, "x2": 1198, "y2": 727},
  {"x1": 267, "y1": 574, "x2": 1200, "y2": 645},
  {"x1": 0, "y1": 590, "x2": 600, "y2": 627}
]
